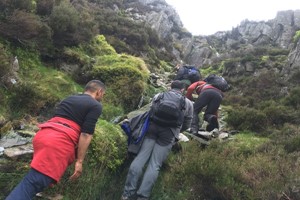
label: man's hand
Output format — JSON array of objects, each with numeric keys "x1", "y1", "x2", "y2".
[
  {"x1": 68, "y1": 132, "x2": 92, "y2": 181},
  {"x1": 69, "y1": 160, "x2": 83, "y2": 181}
]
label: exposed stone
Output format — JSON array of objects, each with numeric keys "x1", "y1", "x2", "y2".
[
  {"x1": 0, "y1": 133, "x2": 31, "y2": 148},
  {"x1": 4, "y1": 143, "x2": 33, "y2": 159},
  {"x1": 123, "y1": 0, "x2": 300, "y2": 77},
  {"x1": 17, "y1": 130, "x2": 36, "y2": 138}
]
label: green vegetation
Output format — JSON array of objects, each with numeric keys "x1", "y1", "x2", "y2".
[
  {"x1": 293, "y1": 30, "x2": 300, "y2": 43},
  {"x1": 1, "y1": 1, "x2": 300, "y2": 200}
]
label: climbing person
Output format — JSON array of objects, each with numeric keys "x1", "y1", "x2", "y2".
[
  {"x1": 6, "y1": 80, "x2": 106, "y2": 200},
  {"x1": 174, "y1": 64, "x2": 201, "y2": 88},
  {"x1": 186, "y1": 75, "x2": 229, "y2": 134},
  {"x1": 121, "y1": 80, "x2": 193, "y2": 200}
]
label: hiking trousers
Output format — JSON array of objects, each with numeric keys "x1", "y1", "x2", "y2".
[
  {"x1": 123, "y1": 123, "x2": 174, "y2": 198},
  {"x1": 191, "y1": 89, "x2": 223, "y2": 132}
]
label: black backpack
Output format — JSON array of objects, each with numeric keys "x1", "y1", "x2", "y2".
[
  {"x1": 150, "y1": 91, "x2": 185, "y2": 127},
  {"x1": 185, "y1": 66, "x2": 201, "y2": 83},
  {"x1": 204, "y1": 74, "x2": 230, "y2": 92},
  {"x1": 175, "y1": 66, "x2": 201, "y2": 84}
]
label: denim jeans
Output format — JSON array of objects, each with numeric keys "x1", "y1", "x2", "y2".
[{"x1": 6, "y1": 168, "x2": 55, "y2": 200}]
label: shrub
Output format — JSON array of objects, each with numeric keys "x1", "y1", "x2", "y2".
[
  {"x1": 101, "y1": 102, "x2": 124, "y2": 122},
  {"x1": 0, "y1": 10, "x2": 52, "y2": 49},
  {"x1": 260, "y1": 101, "x2": 294, "y2": 127},
  {"x1": 9, "y1": 82, "x2": 59, "y2": 116},
  {"x1": 288, "y1": 71, "x2": 300, "y2": 85},
  {"x1": 115, "y1": 77, "x2": 145, "y2": 112},
  {"x1": 284, "y1": 134, "x2": 300, "y2": 153},
  {"x1": 284, "y1": 87, "x2": 300, "y2": 109},
  {"x1": 0, "y1": 42, "x2": 11, "y2": 81},
  {"x1": 226, "y1": 106, "x2": 268, "y2": 132},
  {"x1": 293, "y1": 30, "x2": 300, "y2": 44},
  {"x1": 8, "y1": 0, "x2": 35, "y2": 12},
  {"x1": 49, "y1": 1, "x2": 80, "y2": 33},
  {"x1": 36, "y1": 0, "x2": 55, "y2": 16},
  {"x1": 268, "y1": 48, "x2": 290, "y2": 56},
  {"x1": 85, "y1": 35, "x2": 116, "y2": 56},
  {"x1": 49, "y1": 1, "x2": 81, "y2": 46},
  {"x1": 237, "y1": 72, "x2": 282, "y2": 102}
]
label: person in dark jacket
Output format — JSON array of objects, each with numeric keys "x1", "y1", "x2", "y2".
[
  {"x1": 121, "y1": 80, "x2": 193, "y2": 200},
  {"x1": 186, "y1": 81, "x2": 223, "y2": 134},
  {"x1": 6, "y1": 80, "x2": 106, "y2": 200}
]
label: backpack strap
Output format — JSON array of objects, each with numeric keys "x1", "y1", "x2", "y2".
[
  {"x1": 153, "y1": 92, "x2": 164, "y2": 103},
  {"x1": 195, "y1": 82, "x2": 206, "y2": 94},
  {"x1": 180, "y1": 95, "x2": 186, "y2": 111}
]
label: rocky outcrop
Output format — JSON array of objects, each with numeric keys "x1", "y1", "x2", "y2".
[
  {"x1": 124, "y1": 0, "x2": 183, "y2": 40},
  {"x1": 122, "y1": 1, "x2": 300, "y2": 77}
]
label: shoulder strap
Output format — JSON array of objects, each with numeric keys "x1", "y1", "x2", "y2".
[
  {"x1": 180, "y1": 95, "x2": 186, "y2": 110},
  {"x1": 195, "y1": 82, "x2": 206, "y2": 94},
  {"x1": 154, "y1": 92, "x2": 164, "y2": 103}
]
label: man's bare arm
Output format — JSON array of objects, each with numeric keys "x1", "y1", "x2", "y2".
[{"x1": 69, "y1": 132, "x2": 93, "y2": 181}]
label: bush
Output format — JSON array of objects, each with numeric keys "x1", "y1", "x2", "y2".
[
  {"x1": 284, "y1": 135, "x2": 300, "y2": 153},
  {"x1": 85, "y1": 35, "x2": 116, "y2": 56},
  {"x1": 9, "y1": 82, "x2": 59, "y2": 116},
  {"x1": 49, "y1": 1, "x2": 81, "y2": 46},
  {"x1": 293, "y1": 30, "x2": 300, "y2": 44},
  {"x1": 226, "y1": 106, "x2": 268, "y2": 132},
  {"x1": 0, "y1": 10, "x2": 52, "y2": 49},
  {"x1": 36, "y1": 0, "x2": 55, "y2": 16},
  {"x1": 0, "y1": 42, "x2": 11, "y2": 81},
  {"x1": 260, "y1": 101, "x2": 294, "y2": 127},
  {"x1": 7, "y1": 0, "x2": 35, "y2": 12},
  {"x1": 284, "y1": 87, "x2": 300, "y2": 109},
  {"x1": 91, "y1": 65, "x2": 146, "y2": 111},
  {"x1": 49, "y1": 1, "x2": 80, "y2": 33},
  {"x1": 101, "y1": 102, "x2": 124, "y2": 122}
]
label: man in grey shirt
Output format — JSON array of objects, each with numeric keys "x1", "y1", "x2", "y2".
[{"x1": 121, "y1": 80, "x2": 193, "y2": 200}]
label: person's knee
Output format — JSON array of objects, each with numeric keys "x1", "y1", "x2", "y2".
[{"x1": 129, "y1": 163, "x2": 142, "y2": 176}]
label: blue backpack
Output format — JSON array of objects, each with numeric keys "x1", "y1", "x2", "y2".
[
  {"x1": 175, "y1": 65, "x2": 201, "y2": 84},
  {"x1": 120, "y1": 112, "x2": 150, "y2": 154}
]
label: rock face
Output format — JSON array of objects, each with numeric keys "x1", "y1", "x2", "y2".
[{"x1": 122, "y1": 0, "x2": 300, "y2": 78}]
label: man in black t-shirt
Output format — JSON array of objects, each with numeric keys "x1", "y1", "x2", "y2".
[{"x1": 6, "y1": 80, "x2": 106, "y2": 200}]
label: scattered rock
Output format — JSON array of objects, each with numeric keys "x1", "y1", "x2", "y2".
[
  {"x1": 17, "y1": 130, "x2": 36, "y2": 138},
  {"x1": 178, "y1": 133, "x2": 189, "y2": 142},
  {"x1": 0, "y1": 133, "x2": 30, "y2": 148},
  {"x1": 0, "y1": 147, "x2": 4, "y2": 156},
  {"x1": 4, "y1": 143, "x2": 33, "y2": 159}
]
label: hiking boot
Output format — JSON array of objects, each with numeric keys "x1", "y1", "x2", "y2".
[
  {"x1": 189, "y1": 128, "x2": 198, "y2": 135},
  {"x1": 194, "y1": 133, "x2": 211, "y2": 141},
  {"x1": 206, "y1": 116, "x2": 218, "y2": 132},
  {"x1": 211, "y1": 128, "x2": 220, "y2": 138}
]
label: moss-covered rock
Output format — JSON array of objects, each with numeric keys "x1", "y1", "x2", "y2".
[{"x1": 89, "y1": 120, "x2": 127, "y2": 171}]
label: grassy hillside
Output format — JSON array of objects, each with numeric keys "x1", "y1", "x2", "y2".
[{"x1": 1, "y1": 0, "x2": 300, "y2": 200}]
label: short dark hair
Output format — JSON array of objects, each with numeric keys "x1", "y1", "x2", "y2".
[
  {"x1": 171, "y1": 80, "x2": 185, "y2": 90},
  {"x1": 84, "y1": 80, "x2": 106, "y2": 92}
]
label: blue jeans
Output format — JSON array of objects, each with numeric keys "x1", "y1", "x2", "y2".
[{"x1": 6, "y1": 168, "x2": 55, "y2": 200}]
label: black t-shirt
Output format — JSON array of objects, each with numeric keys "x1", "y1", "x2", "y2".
[{"x1": 54, "y1": 94, "x2": 102, "y2": 134}]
